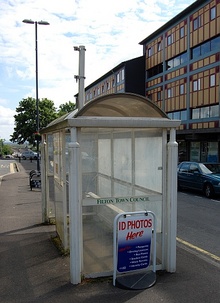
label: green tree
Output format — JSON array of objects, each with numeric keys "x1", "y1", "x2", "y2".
[
  {"x1": 11, "y1": 97, "x2": 57, "y2": 145},
  {"x1": 57, "y1": 101, "x2": 76, "y2": 117},
  {"x1": 0, "y1": 139, "x2": 12, "y2": 156},
  {"x1": 2, "y1": 144, "x2": 13, "y2": 155}
]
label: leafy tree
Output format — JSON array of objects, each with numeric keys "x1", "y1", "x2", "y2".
[
  {"x1": 11, "y1": 97, "x2": 57, "y2": 145},
  {"x1": 57, "y1": 101, "x2": 76, "y2": 117},
  {"x1": 0, "y1": 139, "x2": 12, "y2": 156},
  {"x1": 2, "y1": 144, "x2": 13, "y2": 155}
]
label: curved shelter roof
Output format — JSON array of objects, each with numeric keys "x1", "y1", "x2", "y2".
[
  {"x1": 75, "y1": 93, "x2": 167, "y2": 118},
  {"x1": 42, "y1": 93, "x2": 180, "y2": 133}
]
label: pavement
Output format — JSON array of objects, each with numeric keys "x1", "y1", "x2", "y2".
[{"x1": 0, "y1": 159, "x2": 220, "y2": 303}]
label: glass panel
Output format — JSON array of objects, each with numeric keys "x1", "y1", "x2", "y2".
[
  {"x1": 173, "y1": 56, "x2": 181, "y2": 67},
  {"x1": 178, "y1": 140, "x2": 187, "y2": 162},
  {"x1": 207, "y1": 142, "x2": 218, "y2": 162},
  {"x1": 53, "y1": 132, "x2": 62, "y2": 182},
  {"x1": 180, "y1": 52, "x2": 187, "y2": 64},
  {"x1": 54, "y1": 179, "x2": 65, "y2": 244},
  {"x1": 135, "y1": 130, "x2": 162, "y2": 194},
  {"x1": 210, "y1": 105, "x2": 218, "y2": 117},
  {"x1": 173, "y1": 112, "x2": 180, "y2": 119},
  {"x1": 211, "y1": 36, "x2": 220, "y2": 51},
  {"x1": 180, "y1": 110, "x2": 187, "y2": 120},
  {"x1": 167, "y1": 59, "x2": 174, "y2": 69},
  {"x1": 192, "y1": 46, "x2": 200, "y2": 58},
  {"x1": 47, "y1": 134, "x2": 54, "y2": 174},
  {"x1": 113, "y1": 133, "x2": 132, "y2": 183},
  {"x1": 190, "y1": 142, "x2": 200, "y2": 162},
  {"x1": 81, "y1": 128, "x2": 163, "y2": 276},
  {"x1": 201, "y1": 41, "x2": 210, "y2": 55},
  {"x1": 200, "y1": 106, "x2": 209, "y2": 118},
  {"x1": 192, "y1": 108, "x2": 200, "y2": 119}
]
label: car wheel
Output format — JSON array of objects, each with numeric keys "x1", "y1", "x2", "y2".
[
  {"x1": 22, "y1": 156, "x2": 26, "y2": 160},
  {"x1": 203, "y1": 183, "x2": 214, "y2": 198}
]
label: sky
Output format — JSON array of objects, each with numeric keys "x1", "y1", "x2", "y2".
[{"x1": 0, "y1": 0, "x2": 195, "y2": 141}]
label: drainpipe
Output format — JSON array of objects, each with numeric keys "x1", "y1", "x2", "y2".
[{"x1": 74, "y1": 45, "x2": 86, "y2": 110}]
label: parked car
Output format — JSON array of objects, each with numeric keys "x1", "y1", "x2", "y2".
[
  {"x1": 177, "y1": 161, "x2": 220, "y2": 198},
  {"x1": 21, "y1": 150, "x2": 38, "y2": 160},
  {"x1": 5, "y1": 155, "x2": 14, "y2": 159}
]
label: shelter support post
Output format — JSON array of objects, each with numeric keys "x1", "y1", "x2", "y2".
[
  {"x1": 41, "y1": 134, "x2": 47, "y2": 223},
  {"x1": 68, "y1": 133, "x2": 81, "y2": 284},
  {"x1": 166, "y1": 128, "x2": 178, "y2": 272}
]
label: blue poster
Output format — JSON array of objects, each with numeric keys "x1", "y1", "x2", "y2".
[{"x1": 117, "y1": 214, "x2": 153, "y2": 272}]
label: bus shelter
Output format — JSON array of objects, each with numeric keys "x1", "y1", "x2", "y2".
[{"x1": 40, "y1": 93, "x2": 181, "y2": 284}]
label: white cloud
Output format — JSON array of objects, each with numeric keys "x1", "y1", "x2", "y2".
[
  {"x1": 0, "y1": 105, "x2": 15, "y2": 141},
  {"x1": 0, "y1": 0, "x2": 195, "y2": 140}
]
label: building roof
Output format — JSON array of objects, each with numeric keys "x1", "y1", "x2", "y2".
[
  {"x1": 76, "y1": 56, "x2": 144, "y2": 94},
  {"x1": 139, "y1": 0, "x2": 207, "y2": 45}
]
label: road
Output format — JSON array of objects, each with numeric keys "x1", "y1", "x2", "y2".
[
  {"x1": 177, "y1": 190, "x2": 220, "y2": 263},
  {"x1": 0, "y1": 159, "x2": 16, "y2": 177}
]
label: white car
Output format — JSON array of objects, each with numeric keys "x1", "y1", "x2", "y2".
[{"x1": 21, "y1": 150, "x2": 38, "y2": 160}]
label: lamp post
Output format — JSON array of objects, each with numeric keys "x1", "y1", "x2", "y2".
[{"x1": 22, "y1": 19, "x2": 50, "y2": 171}]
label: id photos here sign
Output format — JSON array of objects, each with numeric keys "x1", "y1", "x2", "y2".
[{"x1": 117, "y1": 214, "x2": 153, "y2": 273}]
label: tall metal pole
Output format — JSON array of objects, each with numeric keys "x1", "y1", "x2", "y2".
[
  {"x1": 23, "y1": 19, "x2": 49, "y2": 171},
  {"x1": 35, "y1": 21, "x2": 40, "y2": 171}
]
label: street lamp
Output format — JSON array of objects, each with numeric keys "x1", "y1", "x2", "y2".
[{"x1": 22, "y1": 19, "x2": 50, "y2": 171}]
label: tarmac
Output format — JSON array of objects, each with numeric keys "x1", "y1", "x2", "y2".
[{"x1": 0, "y1": 159, "x2": 220, "y2": 303}]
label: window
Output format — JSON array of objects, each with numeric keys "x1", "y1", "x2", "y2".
[
  {"x1": 200, "y1": 107, "x2": 209, "y2": 118},
  {"x1": 193, "y1": 79, "x2": 200, "y2": 91},
  {"x1": 210, "y1": 7, "x2": 216, "y2": 20},
  {"x1": 210, "y1": 74, "x2": 215, "y2": 87},
  {"x1": 147, "y1": 63, "x2": 163, "y2": 78},
  {"x1": 167, "y1": 34, "x2": 174, "y2": 45},
  {"x1": 167, "y1": 110, "x2": 187, "y2": 120},
  {"x1": 210, "y1": 105, "x2": 218, "y2": 117},
  {"x1": 157, "y1": 91, "x2": 161, "y2": 100},
  {"x1": 148, "y1": 47, "x2": 153, "y2": 57},
  {"x1": 121, "y1": 69, "x2": 125, "y2": 81},
  {"x1": 167, "y1": 88, "x2": 173, "y2": 98},
  {"x1": 166, "y1": 51, "x2": 187, "y2": 70},
  {"x1": 158, "y1": 41, "x2": 162, "y2": 51},
  {"x1": 102, "y1": 85, "x2": 105, "y2": 93},
  {"x1": 112, "y1": 79, "x2": 115, "y2": 87},
  {"x1": 97, "y1": 87, "x2": 100, "y2": 95},
  {"x1": 117, "y1": 73, "x2": 120, "y2": 83},
  {"x1": 211, "y1": 36, "x2": 220, "y2": 52},
  {"x1": 193, "y1": 16, "x2": 201, "y2": 30},
  {"x1": 181, "y1": 110, "x2": 187, "y2": 120},
  {"x1": 107, "y1": 82, "x2": 110, "y2": 90},
  {"x1": 180, "y1": 84, "x2": 185, "y2": 95},
  {"x1": 192, "y1": 105, "x2": 218, "y2": 119},
  {"x1": 180, "y1": 26, "x2": 184, "y2": 38},
  {"x1": 192, "y1": 108, "x2": 200, "y2": 119}
]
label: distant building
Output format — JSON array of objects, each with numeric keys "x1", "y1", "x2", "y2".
[
  {"x1": 76, "y1": 0, "x2": 220, "y2": 162},
  {"x1": 140, "y1": 0, "x2": 220, "y2": 162},
  {"x1": 75, "y1": 56, "x2": 145, "y2": 107}
]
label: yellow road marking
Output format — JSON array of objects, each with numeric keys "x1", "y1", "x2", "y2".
[
  {"x1": 10, "y1": 163, "x2": 15, "y2": 173},
  {"x1": 176, "y1": 237, "x2": 220, "y2": 262}
]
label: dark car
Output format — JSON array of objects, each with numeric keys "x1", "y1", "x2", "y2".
[{"x1": 177, "y1": 161, "x2": 220, "y2": 198}]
